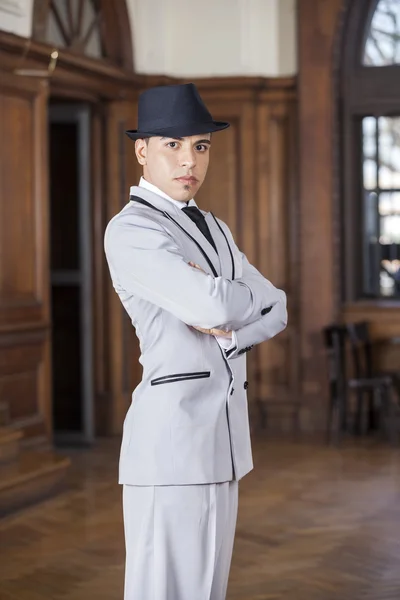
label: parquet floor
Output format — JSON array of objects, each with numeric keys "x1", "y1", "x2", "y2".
[{"x1": 1, "y1": 436, "x2": 400, "y2": 599}]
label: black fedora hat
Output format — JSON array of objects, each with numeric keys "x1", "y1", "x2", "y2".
[{"x1": 125, "y1": 83, "x2": 230, "y2": 140}]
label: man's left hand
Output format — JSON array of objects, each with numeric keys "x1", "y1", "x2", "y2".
[{"x1": 193, "y1": 326, "x2": 232, "y2": 337}]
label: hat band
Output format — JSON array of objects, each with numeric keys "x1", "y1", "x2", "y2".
[{"x1": 137, "y1": 119, "x2": 216, "y2": 135}]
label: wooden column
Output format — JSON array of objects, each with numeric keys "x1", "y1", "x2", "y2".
[{"x1": 297, "y1": 0, "x2": 344, "y2": 430}]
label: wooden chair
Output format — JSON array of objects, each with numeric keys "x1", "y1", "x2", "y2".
[
  {"x1": 346, "y1": 322, "x2": 399, "y2": 444},
  {"x1": 323, "y1": 321, "x2": 399, "y2": 444},
  {"x1": 322, "y1": 324, "x2": 348, "y2": 443}
]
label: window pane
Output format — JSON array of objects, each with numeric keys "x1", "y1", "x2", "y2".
[
  {"x1": 378, "y1": 117, "x2": 400, "y2": 188},
  {"x1": 363, "y1": 116, "x2": 377, "y2": 189},
  {"x1": 361, "y1": 117, "x2": 400, "y2": 298},
  {"x1": 363, "y1": 190, "x2": 380, "y2": 297},
  {"x1": 379, "y1": 192, "x2": 400, "y2": 245},
  {"x1": 363, "y1": 0, "x2": 400, "y2": 66}
]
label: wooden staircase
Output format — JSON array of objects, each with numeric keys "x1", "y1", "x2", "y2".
[{"x1": 0, "y1": 402, "x2": 71, "y2": 517}]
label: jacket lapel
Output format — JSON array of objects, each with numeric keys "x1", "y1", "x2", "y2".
[
  {"x1": 129, "y1": 186, "x2": 221, "y2": 276},
  {"x1": 205, "y1": 213, "x2": 236, "y2": 280}
]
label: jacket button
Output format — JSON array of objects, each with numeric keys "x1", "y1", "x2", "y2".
[
  {"x1": 261, "y1": 306, "x2": 272, "y2": 316},
  {"x1": 244, "y1": 381, "x2": 248, "y2": 390}
]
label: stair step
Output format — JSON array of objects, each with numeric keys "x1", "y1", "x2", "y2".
[
  {"x1": 0, "y1": 450, "x2": 71, "y2": 516},
  {"x1": 0, "y1": 427, "x2": 22, "y2": 464}
]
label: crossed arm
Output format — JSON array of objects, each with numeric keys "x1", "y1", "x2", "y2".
[
  {"x1": 189, "y1": 257, "x2": 287, "y2": 358},
  {"x1": 105, "y1": 212, "x2": 287, "y2": 345}
]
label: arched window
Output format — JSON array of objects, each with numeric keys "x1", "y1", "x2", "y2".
[
  {"x1": 363, "y1": 0, "x2": 400, "y2": 65},
  {"x1": 341, "y1": 0, "x2": 400, "y2": 300},
  {"x1": 32, "y1": 0, "x2": 133, "y2": 69},
  {"x1": 46, "y1": 0, "x2": 103, "y2": 60}
]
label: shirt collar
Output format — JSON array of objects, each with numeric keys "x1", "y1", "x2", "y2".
[{"x1": 132, "y1": 177, "x2": 190, "y2": 210}]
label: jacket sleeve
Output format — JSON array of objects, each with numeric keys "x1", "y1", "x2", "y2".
[
  {"x1": 226, "y1": 253, "x2": 288, "y2": 359},
  {"x1": 104, "y1": 212, "x2": 281, "y2": 331}
]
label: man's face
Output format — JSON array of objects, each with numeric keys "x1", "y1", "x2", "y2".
[{"x1": 135, "y1": 134, "x2": 211, "y2": 202}]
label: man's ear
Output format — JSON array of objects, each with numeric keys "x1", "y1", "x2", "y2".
[{"x1": 135, "y1": 138, "x2": 147, "y2": 165}]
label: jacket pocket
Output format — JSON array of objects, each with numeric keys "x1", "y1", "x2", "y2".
[{"x1": 151, "y1": 371, "x2": 211, "y2": 386}]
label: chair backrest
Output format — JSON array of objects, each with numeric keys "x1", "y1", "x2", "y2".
[
  {"x1": 322, "y1": 324, "x2": 347, "y2": 390},
  {"x1": 345, "y1": 321, "x2": 373, "y2": 379}
]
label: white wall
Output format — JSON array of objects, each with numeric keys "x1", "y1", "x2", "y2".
[
  {"x1": 0, "y1": 0, "x2": 297, "y2": 77},
  {"x1": 0, "y1": 0, "x2": 33, "y2": 37},
  {"x1": 128, "y1": 0, "x2": 297, "y2": 76}
]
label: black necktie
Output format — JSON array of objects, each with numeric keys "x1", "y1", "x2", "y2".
[{"x1": 181, "y1": 206, "x2": 218, "y2": 253}]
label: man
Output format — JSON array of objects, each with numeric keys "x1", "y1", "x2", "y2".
[{"x1": 104, "y1": 83, "x2": 287, "y2": 600}]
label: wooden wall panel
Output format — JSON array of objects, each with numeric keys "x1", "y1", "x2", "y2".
[
  {"x1": 256, "y1": 97, "x2": 298, "y2": 406},
  {"x1": 0, "y1": 76, "x2": 49, "y2": 331},
  {"x1": 0, "y1": 95, "x2": 35, "y2": 310},
  {"x1": 0, "y1": 71, "x2": 51, "y2": 443},
  {"x1": 196, "y1": 95, "x2": 257, "y2": 260},
  {"x1": 104, "y1": 98, "x2": 142, "y2": 434},
  {"x1": 195, "y1": 118, "x2": 242, "y2": 237},
  {"x1": 0, "y1": 330, "x2": 50, "y2": 441}
]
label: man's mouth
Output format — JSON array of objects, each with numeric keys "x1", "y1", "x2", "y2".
[{"x1": 176, "y1": 176, "x2": 198, "y2": 184}]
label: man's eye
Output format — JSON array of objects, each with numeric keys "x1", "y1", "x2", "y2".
[
  {"x1": 167, "y1": 142, "x2": 177, "y2": 148},
  {"x1": 196, "y1": 144, "x2": 208, "y2": 152}
]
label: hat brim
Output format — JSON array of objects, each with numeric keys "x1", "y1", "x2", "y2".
[{"x1": 125, "y1": 120, "x2": 230, "y2": 141}]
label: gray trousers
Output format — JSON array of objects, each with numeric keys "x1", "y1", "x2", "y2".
[{"x1": 123, "y1": 481, "x2": 238, "y2": 600}]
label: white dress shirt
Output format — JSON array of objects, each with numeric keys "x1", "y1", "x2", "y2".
[{"x1": 130, "y1": 178, "x2": 237, "y2": 352}]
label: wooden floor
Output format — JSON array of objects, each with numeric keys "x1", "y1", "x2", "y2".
[{"x1": 1, "y1": 435, "x2": 400, "y2": 599}]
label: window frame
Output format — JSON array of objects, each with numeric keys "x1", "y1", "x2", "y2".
[{"x1": 341, "y1": 0, "x2": 400, "y2": 302}]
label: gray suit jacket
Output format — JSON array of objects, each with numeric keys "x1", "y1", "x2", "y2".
[{"x1": 104, "y1": 186, "x2": 287, "y2": 485}]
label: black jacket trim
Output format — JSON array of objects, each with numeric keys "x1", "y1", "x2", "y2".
[
  {"x1": 151, "y1": 371, "x2": 211, "y2": 386},
  {"x1": 130, "y1": 196, "x2": 219, "y2": 278},
  {"x1": 211, "y1": 213, "x2": 235, "y2": 280}
]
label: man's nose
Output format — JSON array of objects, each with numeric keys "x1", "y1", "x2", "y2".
[{"x1": 180, "y1": 148, "x2": 196, "y2": 168}]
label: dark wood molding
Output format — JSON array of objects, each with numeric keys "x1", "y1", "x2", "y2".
[
  {"x1": 0, "y1": 30, "x2": 297, "y2": 103},
  {"x1": 0, "y1": 30, "x2": 140, "y2": 99}
]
